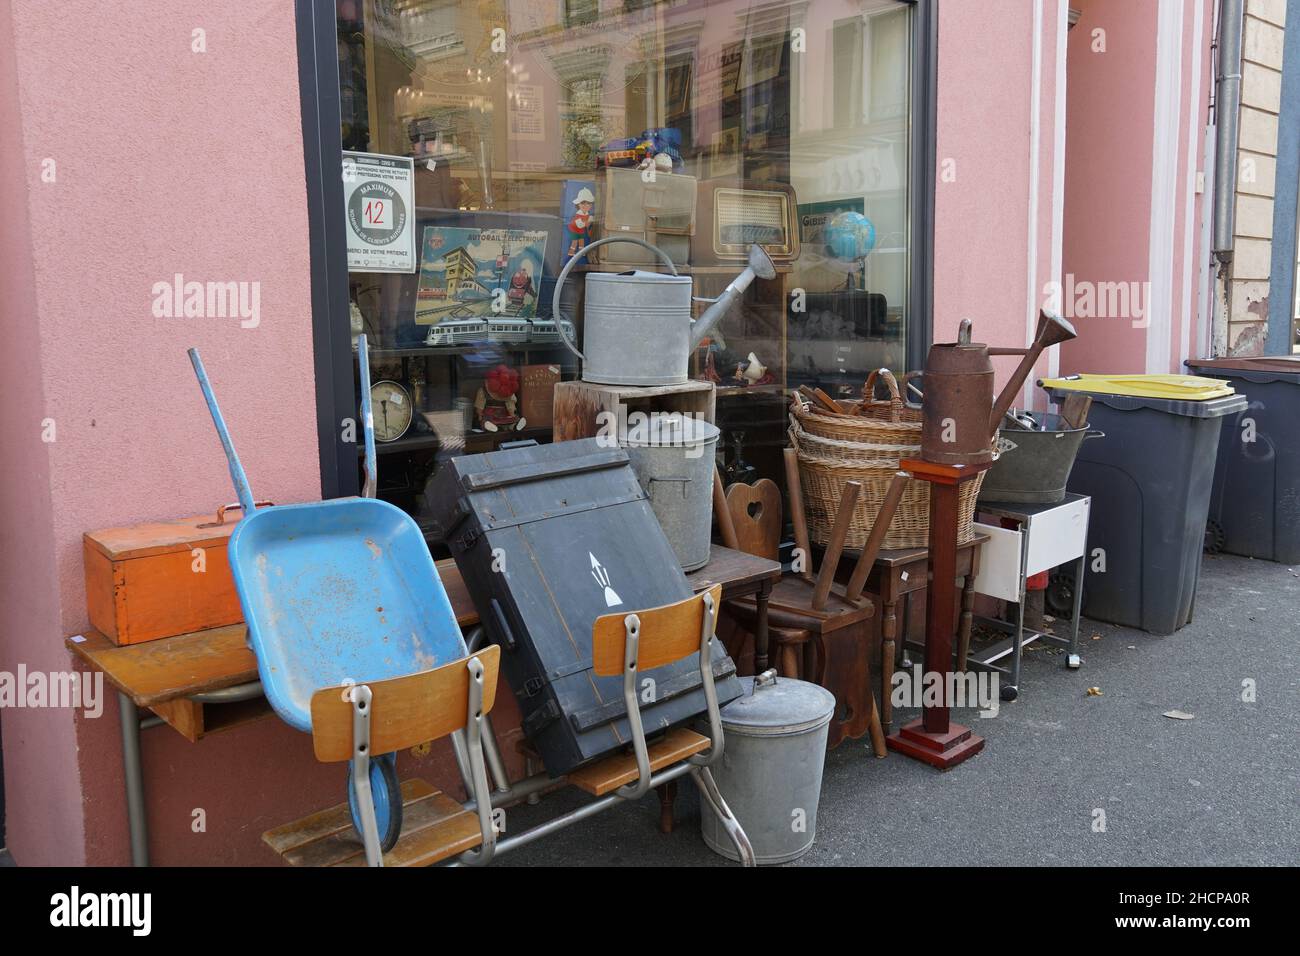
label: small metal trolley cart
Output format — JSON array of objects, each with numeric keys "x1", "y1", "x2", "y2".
[{"x1": 968, "y1": 493, "x2": 1090, "y2": 700}]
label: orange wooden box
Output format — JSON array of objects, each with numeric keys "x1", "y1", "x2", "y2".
[{"x1": 83, "y1": 505, "x2": 257, "y2": 646}]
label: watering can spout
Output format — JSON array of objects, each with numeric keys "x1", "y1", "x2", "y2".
[
  {"x1": 987, "y1": 309, "x2": 1078, "y2": 436},
  {"x1": 690, "y1": 244, "x2": 776, "y2": 347}
]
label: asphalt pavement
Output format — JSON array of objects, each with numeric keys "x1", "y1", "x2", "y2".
[{"x1": 496, "y1": 552, "x2": 1300, "y2": 866}]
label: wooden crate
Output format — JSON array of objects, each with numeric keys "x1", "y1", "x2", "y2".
[
  {"x1": 552, "y1": 380, "x2": 716, "y2": 443},
  {"x1": 83, "y1": 507, "x2": 261, "y2": 646}
]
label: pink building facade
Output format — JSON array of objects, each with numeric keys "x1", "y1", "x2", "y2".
[{"x1": 0, "y1": 0, "x2": 1238, "y2": 865}]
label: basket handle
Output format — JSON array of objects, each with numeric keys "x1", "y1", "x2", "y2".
[{"x1": 861, "y1": 368, "x2": 903, "y2": 422}]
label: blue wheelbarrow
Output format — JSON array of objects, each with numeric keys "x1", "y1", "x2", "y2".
[{"x1": 189, "y1": 338, "x2": 466, "y2": 852}]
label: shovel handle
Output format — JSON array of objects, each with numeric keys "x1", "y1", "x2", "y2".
[{"x1": 189, "y1": 347, "x2": 258, "y2": 517}]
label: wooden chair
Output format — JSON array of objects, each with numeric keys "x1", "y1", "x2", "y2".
[
  {"x1": 573, "y1": 585, "x2": 755, "y2": 865},
  {"x1": 262, "y1": 646, "x2": 501, "y2": 867},
  {"x1": 722, "y1": 451, "x2": 909, "y2": 753},
  {"x1": 714, "y1": 472, "x2": 821, "y2": 681}
]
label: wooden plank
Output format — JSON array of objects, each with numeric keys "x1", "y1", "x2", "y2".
[
  {"x1": 552, "y1": 379, "x2": 715, "y2": 443},
  {"x1": 263, "y1": 779, "x2": 438, "y2": 856},
  {"x1": 66, "y1": 625, "x2": 257, "y2": 708},
  {"x1": 566, "y1": 727, "x2": 710, "y2": 796},
  {"x1": 265, "y1": 778, "x2": 485, "y2": 868},
  {"x1": 310, "y1": 645, "x2": 501, "y2": 763},
  {"x1": 83, "y1": 513, "x2": 239, "y2": 561},
  {"x1": 591, "y1": 585, "x2": 721, "y2": 676}
]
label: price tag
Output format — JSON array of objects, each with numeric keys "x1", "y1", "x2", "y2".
[{"x1": 389, "y1": 393, "x2": 404, "y2": 406}]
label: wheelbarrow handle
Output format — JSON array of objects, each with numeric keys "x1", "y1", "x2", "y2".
[
  {"x1": 357, "y1": 334, "x2": 378, "y2": 499},
  {"x1": 188, "y1": 347, "x2": 258, "y2": 516}
]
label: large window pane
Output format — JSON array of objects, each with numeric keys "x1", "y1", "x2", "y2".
[{"x1": 335, "y1": 0, "x2": 914, "y2": 534}]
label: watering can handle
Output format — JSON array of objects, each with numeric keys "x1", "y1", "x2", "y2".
[{"x1": 550, "y1": 235, "x2": 679, "y2": 363}]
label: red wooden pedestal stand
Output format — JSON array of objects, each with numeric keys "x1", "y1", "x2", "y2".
[{"x1": 886, "y1": 458, "x2": 992, "y2": 769}]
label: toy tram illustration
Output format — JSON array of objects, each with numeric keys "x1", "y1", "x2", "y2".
[{"x1": 425, "y1": 315, "x2": 576, "y2": 348}]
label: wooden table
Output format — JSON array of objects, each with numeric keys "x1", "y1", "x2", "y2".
[
  {"x1": 845, "y1": 533, "x2": 988, "y2": 727},
  {"x1": 67, "y1": 547, "x2": 778, "y2": 866}
]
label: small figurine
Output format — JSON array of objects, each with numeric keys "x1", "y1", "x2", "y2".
[
  {"x1": 566, "y1": 187, "x2": 595, "y2": 258},
  {"x1": 475, "y1": 364, "x2": 527, "y2": 432},
  {"x1": 740, "y1": 352, "x2": 773, "y2": 386}
]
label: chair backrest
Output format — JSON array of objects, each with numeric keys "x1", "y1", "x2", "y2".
[
  {"x1": 725, "y1": 478, "x2": 783, "y2": 561},
  {"x1": 590, "y1": 586, "x2": 724, "y2": 799},
  {"x1": 309, "y1": 644, "x2": 501, "y2": 763},
  {"x1": 591, "y1": 585, "x2": 722, "y2": 676}
]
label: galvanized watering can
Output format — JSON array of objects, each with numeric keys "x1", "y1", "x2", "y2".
[{"x1": 552, "y1": 235, "x2": 776, "y2": 386}]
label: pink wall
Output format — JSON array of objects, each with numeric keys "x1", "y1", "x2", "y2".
[
  {"x1": 933, "y1": 0, "x2": 1065, "y2": 406},
  {"x1": 0, "y1": 0, "x2": 322, "y2": 864},
  {"x1": 1, "y1": 0, "x2": 520, "y2": 865},
  {"x1": 1059, "y1": 0, "x2": 1213, "y2": 375}
]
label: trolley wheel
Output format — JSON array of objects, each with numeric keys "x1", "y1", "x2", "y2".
[
  {"x1": 1045, "y1": 572, "x2": 1076, "y2": 618},
  {"x1": 348, "y1": 751, "x2": 402, "y2": 853},
  {"x1": 1067, "y1": 653, "x2": 1083, "y2": 669},
  {"x1": 1204, "y1": 519, "x2": 1225, "y2": 554},
  {"x1": 1000, "y1": 684, "x2": 1019, "y2": 702}
]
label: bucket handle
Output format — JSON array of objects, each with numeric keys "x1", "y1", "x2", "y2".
[
  {"x1": 1084, "y1": 429, "x2": 1105, "y2": 440},
  {"x1": 753, "y1": 669, "x2": 778, "y2": 692},
  {"x1": 550, "y1": 235, "x2": 679, "y2": 364},
  {"x1": 647, "y1": 474, "x2": 691, "y2": 500}
]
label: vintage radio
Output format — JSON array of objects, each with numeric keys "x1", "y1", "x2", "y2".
[
  {"x1": 83, "y1": 506, "x2": 266, "y2": 645},
  {"x1": 591, "y1": 166, "x2": 696, "y2": 269},
  {"x1": 695, "y1": 180, "x2": 799, "y2": 267}
]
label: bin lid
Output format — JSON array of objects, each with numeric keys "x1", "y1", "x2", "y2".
[
  {"x1": 720, "y1": 672, "x2": 836, "y2": 737},
  {"x1": 1039, "y1": 373, "x2": 1234, "y2": 401},
  {"x1": 1186, "y1": 355, "x2": 1300, "y2": 384},
  {"x1": 619, "y1": 414, "x2": 720, "y2": 448}
]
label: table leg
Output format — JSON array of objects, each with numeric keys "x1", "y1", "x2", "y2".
[
  {"x1": 957, "y1": 572, "x2": 975, "y2": 671},
  {"x1": 880, "y1": 596, "x2": 898, "y2": 727},
  {"x1": 754, "y1": 580, "x2": 772, "y2": 674},
  {"x1": 118, "y1": 691, "x2": 149, "y2": 867},
  {"x1": 656, "y1": 780, "x2": 678, "y2": 834}
]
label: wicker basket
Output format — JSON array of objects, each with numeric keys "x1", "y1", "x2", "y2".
[
  {"x1": 791, "y1": 370, "x2": 923, "y2": 446},
  {"x1": 789, "y1": 423, "x2": 987, "y2": 551}
]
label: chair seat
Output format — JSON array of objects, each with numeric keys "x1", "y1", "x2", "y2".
[
  {"x1": 263, "y1": 778, "x2": 482, "y2": 867},
  {"x1": 566, "y1": 727, "x2": 710, "y2": 796}
]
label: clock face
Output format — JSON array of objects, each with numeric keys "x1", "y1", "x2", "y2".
[{"x1": 370, "y1": 380, "x2": 413, "y2": 442}]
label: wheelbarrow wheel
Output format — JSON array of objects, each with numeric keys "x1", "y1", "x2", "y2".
[{"x1": 348, "y1": 752, "x2": 402, "y2": 854}]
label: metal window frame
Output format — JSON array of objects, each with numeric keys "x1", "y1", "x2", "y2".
[
  {"x1": 297, "y1": 0, "x2": 359, "y2": 500},
  {"x1": 295, "y1": 0, "x2": 940, "y2": 499}
]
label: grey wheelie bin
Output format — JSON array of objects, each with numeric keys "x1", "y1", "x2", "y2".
[
  {"x1": 1040, "y1": 374, "x2": 1247, "y2": 634},
  {"x1": 1186, "y1": 356, "x2": 1300, "y2": 563}
]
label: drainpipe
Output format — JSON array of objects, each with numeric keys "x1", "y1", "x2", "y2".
[{"x1": 1212, "y1": 0, "x2": 1244, "y2": 261}]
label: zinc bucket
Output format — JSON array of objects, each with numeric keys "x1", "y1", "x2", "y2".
[{"x1": 701, "y1": 672, "x2": 835, "y2": 865}]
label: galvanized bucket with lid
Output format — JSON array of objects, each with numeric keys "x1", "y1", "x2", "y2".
[
  {"x1": 620, "y1": 413, "x2": 720, "y2": 571},
  {"x1": 701, "y1": 670, "x2": 836, "y2": 865}
]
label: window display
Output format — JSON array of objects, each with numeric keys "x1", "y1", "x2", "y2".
[{"x1": 334, "y1": 0, "x2": 915, "y2": 540}]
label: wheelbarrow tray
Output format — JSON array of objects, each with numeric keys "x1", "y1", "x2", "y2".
[
  {"x1": 229, "y1": 496, "x2": 466, "y2": 733},
  {"x1": 427, "y1": 438, "x2": 741, "y2": 775}
]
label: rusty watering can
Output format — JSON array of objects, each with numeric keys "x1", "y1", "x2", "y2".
[
  {"x1": 920, "y1": 309, "x2": 1078, "y2": 465},
  {"x1": 552, "y1": 236, "x2": 776, "y2": 387}
]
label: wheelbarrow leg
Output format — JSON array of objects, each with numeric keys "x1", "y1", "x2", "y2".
[{"x1": 119, "y1": 691, "x2": 149, "y2": 867}]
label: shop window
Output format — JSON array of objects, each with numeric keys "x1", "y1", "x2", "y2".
[{"x1": 312, "y1": 0, "x2": 931, "y2": 542}]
